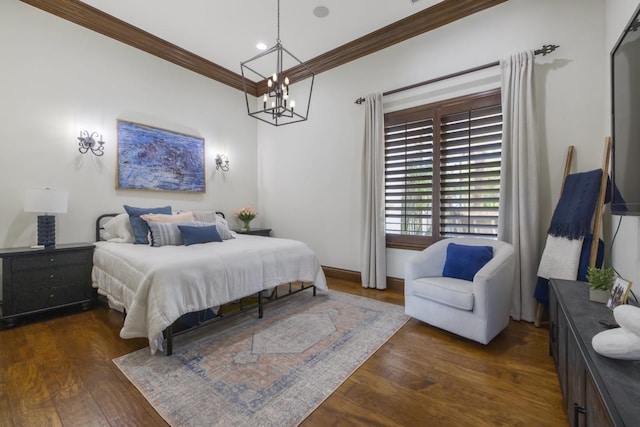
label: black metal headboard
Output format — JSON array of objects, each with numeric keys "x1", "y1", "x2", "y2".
[{"x1": 95, "y1": 211, "x2": 226, "y2": 242}]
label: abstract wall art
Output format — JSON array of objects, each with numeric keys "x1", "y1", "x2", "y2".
[{"x1": 117, "y1": 120, "x2": 205, "y2": 192}]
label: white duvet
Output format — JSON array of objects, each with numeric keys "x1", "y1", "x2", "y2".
[{"x1": 92, "y1": 234, "x2": 328, "y2": 354}]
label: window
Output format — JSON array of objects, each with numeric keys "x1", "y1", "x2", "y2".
[{"x1": 384, "y1": 89, "x2": 502, "y2": 250}]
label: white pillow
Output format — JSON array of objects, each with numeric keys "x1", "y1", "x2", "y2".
[
  {"x1": 214, "y1": 221, "x2": 234, "y2": 240},
  {"x1": 215, "y1": 213, "x2": 229, "y2": 227},
  {"x1": 103, "y1": 213, "x2": 134, "y2": 243},
  {"x1": 191, "y1": 211, "x2": 218, "y2": 223},
  {"x1": 141, "y1": 211, "x2": 195, "y2": 223}
]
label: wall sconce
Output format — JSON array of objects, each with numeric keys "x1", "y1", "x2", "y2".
[
  {"x1": 78, "y1": 130, "x2": 105, "y2": 156},
  {"x1": 215, "y1": 154, "x2": 230, "y2": 171}
]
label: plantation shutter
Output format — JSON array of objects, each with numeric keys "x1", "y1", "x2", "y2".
[
  {"x1": 439, "y1": 104, "x2": 502, "y2": 238},
  {"x1": 384, "y1": 117, "x2": 434, "y2": 237},
  {"x1": 383, "y1": 89, "x2": 501, "y2": 250}
]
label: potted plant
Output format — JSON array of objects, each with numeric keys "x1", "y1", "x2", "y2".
[{"x1": 586, "y1": 266, "x2": 615, "y2": 303}]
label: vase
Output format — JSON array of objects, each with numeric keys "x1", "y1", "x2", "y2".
[
  {"x1": 589, "y1": 288, "x2": 611, "y2": 304},
  {"x1": 242, "y1": 219, "x2": 252, "y2": 231}
]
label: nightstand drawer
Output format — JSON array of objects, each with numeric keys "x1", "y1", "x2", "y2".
[
  {"x1": 11, "y1": 251, "x2": 92, "y2": 272},
  {"x1": 12, "y1": 264, "x2": 89, "y2": 288},
  {"x1": 12, "y1": 284, "x2": 92, "y2": 314}
]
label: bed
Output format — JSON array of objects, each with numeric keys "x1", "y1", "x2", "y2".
[{"x1": 92, "y1": 211, "x2": 328, "y2": 355}]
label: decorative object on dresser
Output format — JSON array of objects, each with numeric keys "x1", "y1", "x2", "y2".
[
  {"x1": 234, "y1": 227, "x2": 272, "y2": 237},
  {"x1": 77, "y1": 130, "x2": 105, "y2": 156},
  {"x1": 116, "y1": 119, "x2": 205, "y2": 193},
  {"x1": 607, "y1": 276, "x2": 633, "y2": 309},
  {"x1": 586, "y1": 266, "x2": 615, "y2": 303},
  {"x1": 0, "y1": 243, "x2": 95, "y2": 328},
  {"x1": 23, "y1": 188, "x2": 69, "y2": 247},
  {"x1": 592, "y1": 305, "x2": 640, "y2": 360},
  {"x1": 549, "y1": 278, "x2": 640, "y2": 426}
]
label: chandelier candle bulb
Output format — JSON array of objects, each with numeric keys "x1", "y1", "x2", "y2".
[
  {"x1": 284, "y1": 76, "x2": 289, "y2": 85},
  {"x1": 268, "y1": 79, "x2": 272, "y2": 88},
  {"x1": 273, "y1": 73, "x2": 277, "y2": 82}
]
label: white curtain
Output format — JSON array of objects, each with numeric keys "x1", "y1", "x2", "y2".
[
  {"x1": 498, "y1": 51, "x2": 541, "y2": 322},
  {"x1": 361, "y1": 93, "x2": 387, "y2": 289}
]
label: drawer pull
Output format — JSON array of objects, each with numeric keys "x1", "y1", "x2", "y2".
[
  {"x1": 49, "y1": 294, "x2": 54, "y2": 298},
  {"x1": 49, "y1": 258, "x2": 55, "y2": 262},
  {"x1": 49, "y1": 274, "x2": 55, "y2": 279}
]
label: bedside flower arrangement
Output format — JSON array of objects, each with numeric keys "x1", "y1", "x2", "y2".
[{"x1": 235, "y1": 207, "x2": 258, "y2": 231}]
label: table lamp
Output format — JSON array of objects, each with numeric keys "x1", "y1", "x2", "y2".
[{"x1": 24, "y1": 188, "x2": 69, "y2": 247}]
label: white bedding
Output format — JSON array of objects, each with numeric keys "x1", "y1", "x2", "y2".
[{"x1": 92, "y1": 234, "x2": 328, "y2": 354}]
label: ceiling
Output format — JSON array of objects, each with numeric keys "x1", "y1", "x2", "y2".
[
  {"x1": 80, "y1": 0, "x2": 444, "y2": 74},
  {"x1": 20, "y1": 0, "x2": 507, "y2": 94}
]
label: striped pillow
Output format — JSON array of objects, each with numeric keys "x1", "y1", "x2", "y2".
[
  {"x1": 214, "y1": 221, "x2": 234, "y2": 240},
  {"x1": 148, "y1": 221, "x2": 211, "y2": 247}
]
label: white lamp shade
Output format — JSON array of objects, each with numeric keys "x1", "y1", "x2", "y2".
[{"x1": 24, "y1": 189, "x2": 69, "y2": 214}]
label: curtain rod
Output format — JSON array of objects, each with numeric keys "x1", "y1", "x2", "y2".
[{"x1": 354, "y1": 44, "x2": 559, "y2": 104}]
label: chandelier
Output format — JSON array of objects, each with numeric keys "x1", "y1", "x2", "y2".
[{"x1": 241, "y1": 0, "x2": 314, "y2": 126}]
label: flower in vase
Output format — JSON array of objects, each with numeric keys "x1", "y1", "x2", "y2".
[{"x1": 235, "y1": 207, "x2": 258, "y2": 230}]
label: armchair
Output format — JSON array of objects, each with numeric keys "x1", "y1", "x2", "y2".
[{"x1": 404, "y1": 238, "x2": 515, "y2": 344}]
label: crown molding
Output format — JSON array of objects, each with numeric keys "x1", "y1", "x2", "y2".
[{"x1": 20, "y1": 0, "x2": 506, "y2": 97}]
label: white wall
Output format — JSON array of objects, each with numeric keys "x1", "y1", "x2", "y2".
[
  {"x1": 605, "y1": 0, "x2": 640, "y2": 287},
  {"x1": 0, "y1": 1, "x2": 259, "y2": 248},
  {"x1": 258, "y1": 0, "x2": 609, "y2": 278}
]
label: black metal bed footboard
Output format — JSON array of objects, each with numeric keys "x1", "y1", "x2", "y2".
[{"x1": 164, "y1": 281, "x2": 317, "y2": 356}]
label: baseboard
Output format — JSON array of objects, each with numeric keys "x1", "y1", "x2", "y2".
[
  {"x1": 322, "y1": 266, "x2": 361, "y2": 283},
  {"x1": 321, "y1": 265, "x2": 404, "y2": 291},
  {"x1": 386, "y1": 276, "x2": 404, "y2": 292}
]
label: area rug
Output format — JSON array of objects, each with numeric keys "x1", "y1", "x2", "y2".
[{"x1": 113, "y1": 289, "x2": 409, "y2": 426}]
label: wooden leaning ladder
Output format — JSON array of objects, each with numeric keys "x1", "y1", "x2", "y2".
[{"x1": 534, "y1": 137, "x2": 612, "y2": 327}]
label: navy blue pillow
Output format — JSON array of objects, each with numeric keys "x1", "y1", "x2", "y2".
[
  {"x1": 442, "y1": 243, "x2": 494, "y2": 281},
  {"x1": 123, "y1": 205, "x2": 172, "y2": 244},
  {"x1": 178, "y1": 224, "x2": 223, "y2": 246}
]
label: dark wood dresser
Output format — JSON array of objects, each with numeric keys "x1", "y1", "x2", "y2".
[
  {"x1": 0, "y1": 243, "x2": 95, "y2": 327},
  {"x1": 549, "y1": 278, "x2": 640, "y2": 426}
]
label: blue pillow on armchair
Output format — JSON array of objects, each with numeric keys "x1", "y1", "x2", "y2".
[{"x1": 442, "y1": 243, "x2": 494, "y2": 281}]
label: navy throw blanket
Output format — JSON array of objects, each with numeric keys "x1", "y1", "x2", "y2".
[{"x1": 547, "y1": 169, "x2": 602, "y2": 239}]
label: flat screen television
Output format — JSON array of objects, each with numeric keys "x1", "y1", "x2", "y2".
[{"x1": 611, "y1": 4, "x2": 640, "y2": 215}]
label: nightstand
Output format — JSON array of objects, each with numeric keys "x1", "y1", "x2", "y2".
[
  {"x1": 0, "y1": 243, "x2": 95, "y2": 327},
  {"x1": 234, "y1": 228, "x2": 272, "y2": 237}
]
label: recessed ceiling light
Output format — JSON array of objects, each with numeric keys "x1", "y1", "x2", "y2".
[
  {"x1": 313, "y1": 6, "x2": 329, "y2": 18},
  {"x1": 256, "y1": 42, "x2": 267, "y2": 51}
]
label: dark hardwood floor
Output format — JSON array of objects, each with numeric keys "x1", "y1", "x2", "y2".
[{"x1": 0, "y1": 278, "x2": 567, "y2": 426}]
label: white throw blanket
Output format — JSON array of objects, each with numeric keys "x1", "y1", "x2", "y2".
[
  {"x1": 92, "y1": 234, "x2": 328, "y2": 354},
  {"x1": 536, "y1": 235, "x2": 583, "y2": 281}
]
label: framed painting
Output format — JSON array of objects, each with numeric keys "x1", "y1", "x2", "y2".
[{"x1": 117, "y1": 120, "x2": 205, "y2": 192}]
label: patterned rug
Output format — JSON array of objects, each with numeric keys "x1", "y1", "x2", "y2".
[{"x1": 113, "y1": 289, "x2": 409, "y2": 426}]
